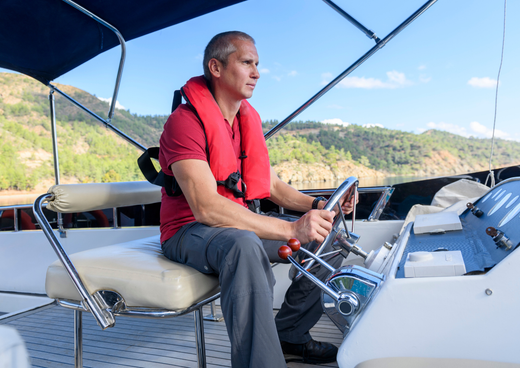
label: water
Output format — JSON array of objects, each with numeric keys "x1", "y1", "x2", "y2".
[{"x1": 291, "y1": 176, "x2": 434, "y2": 190}]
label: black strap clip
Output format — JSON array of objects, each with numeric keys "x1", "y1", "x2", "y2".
[{"x1": 217, "y1": 171, "x2": 246, "y2": 199}]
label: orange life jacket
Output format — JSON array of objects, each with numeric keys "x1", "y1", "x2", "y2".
[{"x1": 180, "y1": 76, "x2": 271, "y2": 202}]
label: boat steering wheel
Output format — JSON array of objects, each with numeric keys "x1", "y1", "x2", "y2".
[{"x1": 300, "y1": 176, "x2": 359, "y2": 274}]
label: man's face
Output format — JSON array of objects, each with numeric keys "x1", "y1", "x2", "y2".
[{"x1": 217, "y1": 39, "x2": 260, "y2": 102}]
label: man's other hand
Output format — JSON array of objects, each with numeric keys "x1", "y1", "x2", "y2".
[{"x1": 327, "y1": 187, "x2": 358, "y2": 216}]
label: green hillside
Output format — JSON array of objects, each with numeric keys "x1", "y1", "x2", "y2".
[
  {"x1": 264, "y1": 121, "x2": 520, "y2": 176},
  {"x1": 1, "y1": 72, "x2": 519, "y2": 191},
  {"x1": 0, "y1": 73, "x2": 166, "y2": 190}
]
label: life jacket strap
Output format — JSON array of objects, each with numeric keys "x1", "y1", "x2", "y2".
[{"x1": 216, "y1": 171, "x2": 246, "y2": 199}]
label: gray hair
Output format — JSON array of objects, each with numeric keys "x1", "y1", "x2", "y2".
[{"x1": 203, "y1": 31, "x2": 255, "y2": 80}]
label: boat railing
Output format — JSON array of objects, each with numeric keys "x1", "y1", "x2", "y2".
[
  {"x1": 0, "y1": 195, "x2": 161, "y2": 234},
  {"x1": 0, "y1": 185, "x2": 394, "y2": 233},
  {"x1": 0, "y1": 203, "x2": 45, "y2": 232}
]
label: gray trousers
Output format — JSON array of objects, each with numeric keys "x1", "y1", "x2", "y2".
[{"x1": 161, "y1": 212, "x2": 342, "y2": 368}]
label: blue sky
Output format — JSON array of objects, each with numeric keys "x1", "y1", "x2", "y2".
[{"x1": 19, "y1": 0, "x2": 520, "y2": 141}]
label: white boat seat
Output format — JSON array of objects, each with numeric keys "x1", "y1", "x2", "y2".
[
  {"x1": 35, "y1": 181, "x2": 221, "y2": 368},
  {"x1": 46, "y1": 235, "x2": 220, "y2": 310}
]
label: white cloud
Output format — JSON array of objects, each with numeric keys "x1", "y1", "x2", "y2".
[
  {"x1": 363, "y1": 123, "x2": 384, "y2": 129},
  {"x1": 386, "y1": 71, "x2": 411, "y2": 86},
  {"x1": 421, "y1": 121, "x2": 512, "y2": 140},
  {"x1": 469, "y1": 121, "x2": 509, "y2": 139},
  {"x1": 468, "y1": 77, "x2": 497, "y2": 88},
  {"x1": 98, "y1": 97, "x2": 126, "y2": 110},
  {"x1": 272, "y1": 75, "x2": 281, "y2": 82},
  {"x1": 322, "y1": 70, "x2": 412, "y2": 89},
  {"x1": 339, "y1": 76, "x2": 388, "y2": 89},
  {"x1": 425, "y1": 122, "x2": 469, "y2": 137},
  {"x1": 322, "y1": 118, "x2": 349, "y2": 127},
  {"x1": 260, "y1": 68, "x2": 270, "y2": 74},
  {"x1": 418, "y1": 65, "x2": 427, "y2": 70},
  {"x1": 288, "y1": 70, "x2": 298, "y2": 77}
]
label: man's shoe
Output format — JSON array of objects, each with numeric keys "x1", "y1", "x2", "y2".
[{"x1": 281, "y1": 339, "x2": 338, "y2": 364}]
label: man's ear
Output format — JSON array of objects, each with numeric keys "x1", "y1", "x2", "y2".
[{"x1": 208, "y1": 58, "x2": 221, "y2": 79}]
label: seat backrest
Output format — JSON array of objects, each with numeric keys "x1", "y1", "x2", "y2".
[{"x1": 46, "y1": 181, "x2": 161, "y2": 213}]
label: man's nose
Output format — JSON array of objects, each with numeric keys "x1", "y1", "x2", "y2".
[{"x1": 252, "y1": 64, "x2": 260, "y2": 79}]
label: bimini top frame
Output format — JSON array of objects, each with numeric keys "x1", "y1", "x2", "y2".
[
  {"x1": 0, "y1": 0, "x2": 437, "y2": 184},
  {"x1": 264, "y1": 0, "x2": 438, "y2": 140}
]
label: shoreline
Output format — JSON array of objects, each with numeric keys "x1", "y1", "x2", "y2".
[
  {"x1": 0, "y1": 190, "x2": 46, "y2": 207},
  {"x1": 0, "y1": 174, "x2": 424, "y2": 207}
]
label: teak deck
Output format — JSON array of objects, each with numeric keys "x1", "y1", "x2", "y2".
[{"x1": 1, "y1": 303, "x2": 342, "y2": 368}]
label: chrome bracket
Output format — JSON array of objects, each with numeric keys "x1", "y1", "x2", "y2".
[{"x1": 203, "y1": 301, "x2": 224, "y2": 322}]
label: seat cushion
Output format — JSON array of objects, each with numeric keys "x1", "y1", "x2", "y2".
[{"x1": 45, "y1": 235, "x2": 220, "y2": 311}]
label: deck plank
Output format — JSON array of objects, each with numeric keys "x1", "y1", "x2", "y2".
[{"x1": 1, "y1": 304, "x2": 342, "y2": 368}]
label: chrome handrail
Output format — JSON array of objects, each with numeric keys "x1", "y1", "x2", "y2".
[{"x1": 33, "y1": 193, "x2": 116, "y2": 330}]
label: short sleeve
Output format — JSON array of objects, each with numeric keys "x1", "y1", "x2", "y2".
[{"x1": 159, "y1": 105, "x2": 207, "y2": 175}]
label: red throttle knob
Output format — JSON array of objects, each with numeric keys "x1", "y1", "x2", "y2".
[
  {"x1": 287, "y1": 238, "x2": 301, "y2": 251},
  {"x1": 278, "y1": 245, "x2": 293, "y2": 260}
]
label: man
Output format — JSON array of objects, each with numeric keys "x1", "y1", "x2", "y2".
[{"x1": 159, "y1": 31, "x2": 354, "y2": 367}]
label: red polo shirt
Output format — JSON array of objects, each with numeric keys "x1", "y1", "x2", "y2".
[{"x1": 159, "y1": 104, "x2": 247, "y2": 243}]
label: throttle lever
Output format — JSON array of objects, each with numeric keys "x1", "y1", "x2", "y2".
[
  {"x1": 280, "y1": 239, "x2": 360, "y2": 316},
  {"x1": 279, "y1": 240, "x2": 339, "y2": 299}
]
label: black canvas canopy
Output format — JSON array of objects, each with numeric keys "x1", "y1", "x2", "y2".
[{"x1": 0, "y1": 0, "x2": 245, "y2": 85}]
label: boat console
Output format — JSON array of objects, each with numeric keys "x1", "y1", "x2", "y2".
[
  {"x1": 282, "y1": 177, "x2": 520, "y2": 366},
  {"x1": 395, "y1": 178, "x2": 520, "y2": 278}
]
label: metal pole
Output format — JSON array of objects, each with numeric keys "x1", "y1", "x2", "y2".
[
  {"x1": 33, "y1": 194, "x2": 115, "y2": 330},
  {"x1": 194, "y1": 308, "x2": 207, "y2": 368},
  {"x1": 113, "y1": 207, "x2": 119, "y2": 229},
  {"x1": 48, "y1": 85, "x2": 147, "y2": 152},
  {"x1": 13, "y1": 209, "x2": 19, "y2": 232},
  {"x1": 49, "y1": 89, "x2": 67, "y2": 236},
  {"x1": 322, "y1": 0, "x2": 380, "y2": 42},
  {"x1": 61, "y1": 0, "x2": 126, "y2": 122},
  {"x1": 49, "y1": 90, "x2": 60, "y2": 185},
  {"x1": 74, "y1": 310, "x2": 83, "y2": 368},
  {"x1": 264, "y1": 0, "x2": 437, "y2": 140}
]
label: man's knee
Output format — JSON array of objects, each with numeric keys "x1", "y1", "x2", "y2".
[{"x1": 226, "y1": 230, "x2": 266, "y2": 261}]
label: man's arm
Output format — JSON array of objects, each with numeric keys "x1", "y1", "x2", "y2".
[{"x1": 171, "y1": 159, "x2": 335, "y2": 244}]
